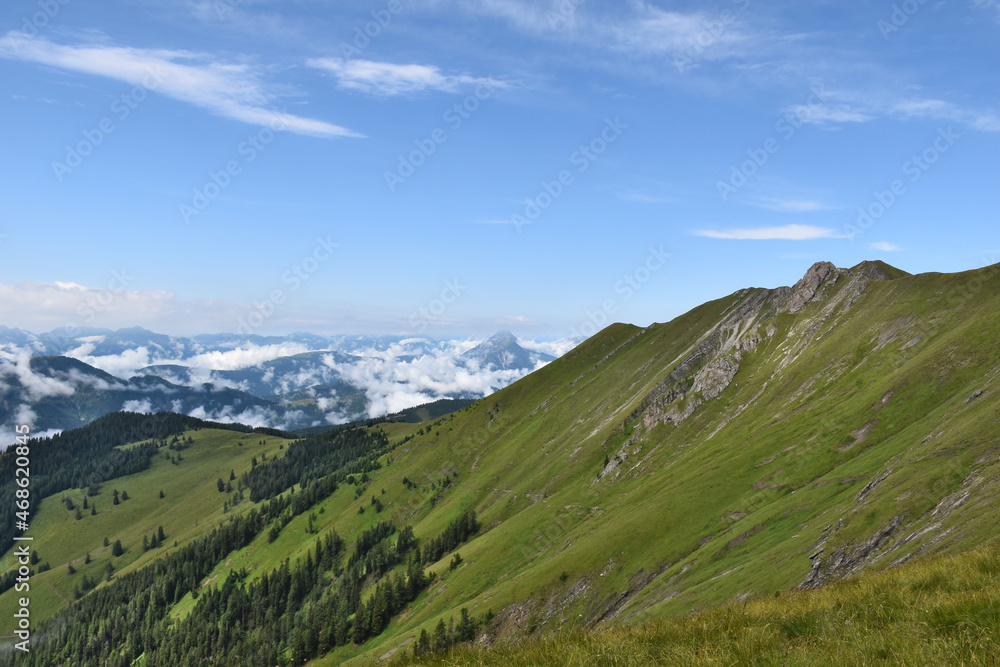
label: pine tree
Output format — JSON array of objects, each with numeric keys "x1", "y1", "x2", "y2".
[
  {"x1": 75, "y1": 507, "x2": 82, "y2": 520},
  {"x1": 414, "y1": 628, "x2": 430, "y2": 657},
  {"x1": 113, "y1": 489, "x2": 119, "y2": 505},
  {"x1": 91, "y1": 504, "x2": 96, "y2": 516},
  {"x1": 433, "y1": 618, "x2": 448, "y2": 652},
  {"x1": 121, "y1": 490, "x2": 129, "y2": 501},
  {"x1": 112, "y1": 540, "x2": 124, "y2": 557},
  {"x1": 158, "y1": 526, "x2": 165, "y2": 542},
  {"x1": 143, "y1": 535, "x2": 149, "y2": 551},
  {"x1": 332, "y1": 596, "x2": 350, "y2": 646},
  {"x1": 352, "y1": 598, "x2": 370, "y2": 645},
  {"x1": 370, "y1": 583, "x2": 388, "y2": 635},
  {"x1": 159, "y1": 490, "x2": 165, "y2": 498},
  {"x1": 457, "y1": 608, "x2": 473, "y2": 642}
]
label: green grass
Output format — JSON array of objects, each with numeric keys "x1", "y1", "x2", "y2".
[
  {"x1": 397, "y1": 541, "x2": 1000, "y2": 665},
  {"x1": 6, "y1": 262, "x2": 1000, "y2": 665},
  {"x1": 0, "y1": 429, "x2": 286, "y2": 624}
]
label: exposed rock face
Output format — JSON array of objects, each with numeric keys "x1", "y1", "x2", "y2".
[
  {"x1": 799, "y1": 516, "x2": 904, "y2": 589},
  {"x1": 630, "y1": 261, "x2": 899, "y2": 432},
  {"x1": 785, "y1": 261, "x2": 837, "y2": 313},
  {"x1": 691, "y1": 354, "x2": 740, "y2": 400}
]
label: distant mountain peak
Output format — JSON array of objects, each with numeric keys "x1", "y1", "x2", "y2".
[
  {"x1": 488, "y1": 330, "x2": 517, "y2": 344},
  {"x1": 462, "y1": 331, "x2": 553, "y2": 371}
]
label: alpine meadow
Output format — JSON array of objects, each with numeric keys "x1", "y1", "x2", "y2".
[
  {"x1": 3, "y1": 1, "x2": 1000, "y2": 665},
  {"x1": 3, "y1": 260, "x2": 1000, "y2": 664}
]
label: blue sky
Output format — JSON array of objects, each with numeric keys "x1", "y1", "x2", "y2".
[{"x1": 0, "y1": 0, "x2": 998, "y2": 338}]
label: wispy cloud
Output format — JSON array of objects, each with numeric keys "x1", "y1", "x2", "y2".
[
  {"x1": 308, "y1": 58, "x2": 502, "y2": 96},
  {"x1": 972, "y1": 0, "x2": 1000, "y2": 19},
  {"x1": 0, "y1": 32, "x2": 360, "y2": 137},
  {"x1": 751, "y1": 198, "x2": 837, "y2": 213},
  {"x1": 788, "y1": 91, "x2": 1000, "y2": 133},
  {"x1": 441, "y1": 0, "x2": 758, "y2": 60},
  {"x1": 784, "y1": 102, "x2": 873, "y2": 126},
  {"x1": 617, "y1": 189, "x2": 668, "y2": 204},
  {"x1": 694, "y1": 224, "x2": 844, "y2": 240},
  {"x1": 869, "y1": 241, "x2": 901, "y2": 252}
]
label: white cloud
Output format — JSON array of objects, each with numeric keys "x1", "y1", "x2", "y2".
[
  {"x1": 869, "y1": 241, "x2": 901, "y2": 252},
  {"x1": 182, "y1": 343, "x2": 312, "y2": 371},
  {"x1": 694, "y1": 224, "x2": 844, "y2": 241},
  {"x1": 752, "y1": 198, "x2": 837, "y2": 213},
  {"x1": 519, "y1": 338, "x2": 579, "y2": 357},
  {"x1": 0, "y1": 32, "x2": 360, "y2": 138},
  {"x1": 972, "y1": 0, "x2": 1000, "y2": 19},
  {"x1": 0, "y1": 281, "x2": 285, "y2": 337},
  {"x1": 0, "y1": 349, "x2": 76, "y2": 400},
  {"x1": 320, "y1": 339, "x2": 532, "y2": 419},
  {"x1": 785, "y1": 103, "x2": 873, "y2": 125},
  {"x1": 185, "y1": 404, "x2": 275, "y2": 428},
  {"x1": 0, "y1": 281, "x2": 180, "y2": 334},
  {"x1": 69, "y1": 347, "x2": 153, "y2": 378},
  {"x1": 308, "y1": 58, "x2": 503, "y2": 96},
  {"x1": 122, "y1": 398, "x2": 154, "y2": 413},
  {"x1": 447, "y1": 0, "x2": 754, "y2": 58},
  {"x1": 791, "y1": 92, "x2": 998, "y2": 133},
  {"x1": 13, "y1": 404, "x2": 37, "y2": 428},
  {"x1": 609, "y1": 6, "x2": 746, "y2": 56}
]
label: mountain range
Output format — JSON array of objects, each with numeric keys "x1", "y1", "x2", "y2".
[
  {"x1": 0, "y1": 329, "x2": 560, "y2": 437},
  {"x1": 2, "y1": 259, "x2": 999, "y2": 664}
]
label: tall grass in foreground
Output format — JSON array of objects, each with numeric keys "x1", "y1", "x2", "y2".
[{"x1": 398, "y1": 543, "x2": 1000, "y2": 666}]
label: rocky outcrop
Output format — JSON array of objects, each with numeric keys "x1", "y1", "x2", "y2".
[
  {"x1": 784, "y1": 261, "x2": 837, "y2": 313},
  {"x1": 630, "y1": 261, "x2": 890, "y2": 432},
  {"x1": 799, "y1": 515, "x2": 904, "y2": 589}
]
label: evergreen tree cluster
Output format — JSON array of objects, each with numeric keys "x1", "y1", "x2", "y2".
[
  {"x1": 0, "y1": 411, "x2": 295, "y2": 549},
  {"x1": 244, "y1": 426, "x2": 389, "y2": 502},
  {"x1": 26, "y1": 427, "x2": 397, "y2": 665},
  {"x1": 412, "y1": 607, "x2": 493, "y2": 659},
  {"x1": 421, "y1": 510, "x2": 480, "y2": 565},
  {"x1": 12, "y1": 414, "x2": 488, "y2": 665}
]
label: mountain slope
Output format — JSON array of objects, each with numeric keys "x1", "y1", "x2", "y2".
[
  {"x1": 4, "y1": 260, "x2": 1000, "y2": 665},
  {"x1": 331, "y1": 259, "x2": 1000, "y2": 660}
]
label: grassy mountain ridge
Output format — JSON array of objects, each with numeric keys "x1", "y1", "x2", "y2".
[
  {"x1": 3, "y1": 260, "x2": 999, "y2": 664},
  {"x1": 343, "y1": 259, "x2": 1000, "y2": 661}
]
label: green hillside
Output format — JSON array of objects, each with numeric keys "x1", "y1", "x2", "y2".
[
  {"x1": 0, "y1": 427, "x2": 291, "y2": 624},
  {"x1": 397, "y1": 539, "x2": 1000, "y2": 665},
  {"x1": 3, "y1": 260, "x2": 1000, "y2": 665}
]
